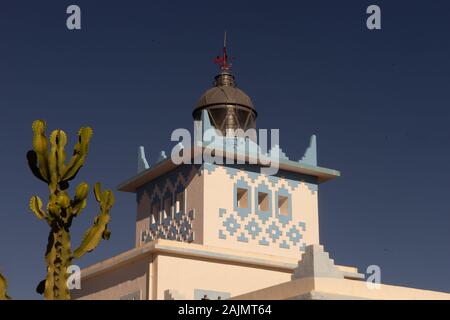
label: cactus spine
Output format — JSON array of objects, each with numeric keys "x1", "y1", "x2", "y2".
[
  {"x1": 27, "y1": 120, "x2": 114, "y2": 300},
  {"x1": 0, "y1": 272, "x2": 11, "y2": 300}
]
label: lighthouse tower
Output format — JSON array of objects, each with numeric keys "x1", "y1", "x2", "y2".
[
  {"x1": 72, "y1": 40, "x2": 368, "y2": 301},
  {"x1": 123, "y1": 37, "x2": 341, "y2": 262}
]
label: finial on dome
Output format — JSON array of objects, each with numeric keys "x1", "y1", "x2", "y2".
[
  {"x1": 213, "y1": 31, "x2": 236, "y2": 87},
  {"x1": 213, "y1": 31, "x2": 232, "y2": 73},
  {"x1": 193, "y1": 34, "x2": 256, "y2": 133}
]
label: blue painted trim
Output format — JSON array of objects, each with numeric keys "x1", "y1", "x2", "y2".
[
  {"x1": 280, "y1": 240, "x2": 290, "y2": 249},
  {"x1": 286, "y1": 179, "x2": 300, "y2": 190},
  {"x1": 224, "y1": 166, "x2": 239, "y2": 179},
  {"x1": 219, "y1": 230, "x2": 227, "y2": 240},
  {"x1": 268, "y1": 175, "x2": 279, "y2": 187},
  {"x1": 246, "y1": 171, "x2": 259, "y2": 183},
  {"x1": 233, "y1": 177, "x2": 252, "y2": 219},
  {"x1": 254, "y1": 182, "x2": 272, "y2": 224},
  {"x1": 298, "y1": 221, "x2": 306, "y2": 231},
  {"x1": 275, "y1": 187, "x2": 292, "y2": 226},
  {"x1": 237, "y1": 232, "x2": 249, "y2": 243},
  {"x1": 202, "y1": 162, "x2": 216, "y2": 174},
  {"x1": 259, "y1": 237, "x2": 270, "y2": 246}
]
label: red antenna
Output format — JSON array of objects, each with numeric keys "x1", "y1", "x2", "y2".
[{"x1": 214, "y1": 31, "x2": 232, "y2": 71}]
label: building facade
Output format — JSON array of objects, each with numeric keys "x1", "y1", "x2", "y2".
[{"x1": 72, "y1": 57, "x2": 450, "y2": 300}]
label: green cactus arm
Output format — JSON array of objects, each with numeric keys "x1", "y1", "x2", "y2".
[
  {"x1": 70, "y1": 182, "x2": 89, "y2": 216},
  {"x1": 31, "y1": 120, "x2": 50, "y2": 182},
  {"x1": 29, "y1": 195, "x2": 47, "y2": 220},
  {"x1": 48, "y1": 130, "x2": 67, "y2": 179},
  {"x1": 95, "y1": 183, "x2": 115, "y2": 210},
  {"x1": 61, "y1": 127, "x2": 93, "y2": 181},
  {"x1": 73, "y1": 184, "x2": 114, "y2": 259},
  {"x1": 94, "y1": 182, "x2": 102, "y2": 202},
  {"x1": 72, "y1": 215, "x2": 111, "y2": 259},
  {"x1": 0, "y1": 272, "x2": 11, "y2": 300},
  {"x1": 26, "y1": 150, "x2": 47, "y2": 182},
  {"x1": 48, "y1": 130, "x2": 67, "y2": 192}
]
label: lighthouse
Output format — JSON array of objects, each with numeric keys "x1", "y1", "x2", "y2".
[{"x1": 71, "y1": 38, "x2": 450, "y2": 300}]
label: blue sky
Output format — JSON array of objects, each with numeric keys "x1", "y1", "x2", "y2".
[{"x1": 0, "y1": 0, "x2": 449, "y2": 299}]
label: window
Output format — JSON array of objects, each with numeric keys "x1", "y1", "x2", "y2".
[
  {"x1": 258, "y1": 192, "x2": 269, "y2": 212},
  {"x1": 175, "y1": 192, "x2": 184, "y2": 213},
  {"x1": 164, "y1": 198, "x2": 172, "y2": 218},
  {"x1": 278, "y1": 195, "x2": 289, "y2": 216},
  {"x1": 236, "y1": 188, "x2": 248, "y2": 208}
]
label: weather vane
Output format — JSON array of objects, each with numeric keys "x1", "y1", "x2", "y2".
[{"x1": 214, "y1": 31, "x2": 233, "y2": 72}]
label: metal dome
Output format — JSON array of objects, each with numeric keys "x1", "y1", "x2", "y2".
[
  {"x1": 194, "y1": 74, "x2": 256, "y2": 113},
  {"x1": 193, "y1": 72, "x2": 257, "y2": 133}
]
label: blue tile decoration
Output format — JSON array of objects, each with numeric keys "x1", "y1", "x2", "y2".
[
  {"x1": 280, "y1": 240, "x2": 290, "y2": 249},
  {"x1": 246, "y1": 171, "x2": 260, "y2": 183},
  {"x1": 150, "y1": 222, "x2": 159, "y2": 232},
  {"x1": 224, "y1": 166, "x2": 239, "y2": 179},
  {"x1": 298, "y1": 221, "x2": 306, "y2": 231},
  {"x1": 259, "y1": 237, "x2": 270, "y2": 246},
  {"x1": 174, "y1": 209, "x2": 183, "y2": 223},
  {"x1": 245, "y1": 218, "x2": 262, "y2": 239},
  {"x1": 287, "y1": 179, "x2": 300, "y2": 190},
  {"x1": 168, "y1": 225, "x2": 177, "y2": 240},
  {"x1": 268, "y1": 175, "x2": 279, "y2": 187},
  {"x1": 304, "y1": 182, "x2": 318, "y2": 193},
  {"x1": 138, "y1": 165, "x2": 196, "y2": 244},
  {"x1": 223, "y1": 214, "x2": 240, "y2": 236},
  {"x1": 217, "y1": 167, "x2": 309, "y2": 253},
  {"x1": 286, "y1": 225, "x2": 302, "y2": 246},
  {"x1": 266, "y1": 221, "x2": 282, "y2": 243},
  {"x1": 218, "y1": 229, "x2": 227, "y2": 240},
  {"x1": 237, "y1": 232, "x2": 249, "y2": 243},
  {"x1": 137, "y1": 162, "x2": 311, "y2": 252},
  {"x1": 202, "y1": 162, "x2": 216, "y2": 175}
]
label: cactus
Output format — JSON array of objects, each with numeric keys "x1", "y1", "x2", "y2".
[
  {"x1": 27, "y1": 120, "x2": 114, "y2": 300},
  {"x1": 0, "y1": 272, "x2": 11, "y2": 300}
]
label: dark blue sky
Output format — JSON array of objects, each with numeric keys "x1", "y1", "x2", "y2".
[{"x1": 1, "y1": 0, "x2": 449, "y2": 299}]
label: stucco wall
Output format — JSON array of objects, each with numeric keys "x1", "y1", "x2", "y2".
[
  {"x1": 72, "y1": 256, "x2": 150, "y2": 300},
  {"x1": 202, "y1": 163, "x2": 319, "y2": 259},
  {"x1": 155, "y1": 253, "x2": 292, "y2": 300},
  {"x1": 232, "y1": 277, "x2": 450, "y2": 300}
]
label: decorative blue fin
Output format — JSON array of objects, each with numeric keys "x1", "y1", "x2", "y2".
[
  {"x1": 300, "y1": 135, "x2": 317, "y2": 166},
  {"x1": 137, "y1": 146, "x2": 150, "y2": 173},
  {"x1": 156, "y1": 150, "x2": 167, "y2": 163}
]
